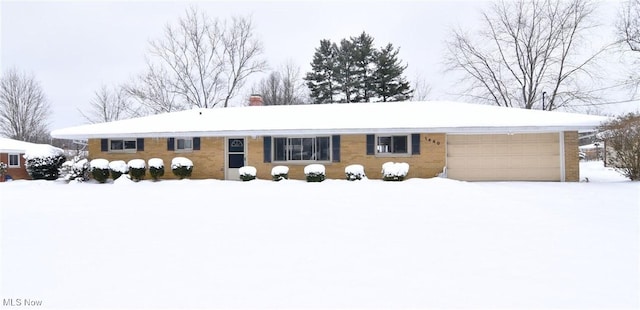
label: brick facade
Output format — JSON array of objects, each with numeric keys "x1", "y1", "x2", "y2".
[
  {"x1": 563, "y1": 131, "x2": 580, "y2": 182},
  {"x1": 0, "y1": 152, "x2": 30, "y2": 181},
  {"x1": 88, "y1": 137, "x2": 226, "y2": 180},
  {"x1": 86, "y1": 131, "x2": 580, "y2": 182},
  {"x1": 249, "y1": 133, "x2": 446, "y2": 180}
]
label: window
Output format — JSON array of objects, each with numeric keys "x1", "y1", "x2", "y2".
[
  {"x1": 273, "y1": 136, "x2": 331, "y2": 162},
  {"x1": 377, "y1": 135, "x2": 409, "y2": 154},
  {"x1": 109, "y1": 139, "x2": 137, "y2": 152},
  {"x1": 176, "y1": 138, "x2": 193, "y2": 151},
  {"x1": 8, "y1": 154, "x2": 20, "y2": 168}
]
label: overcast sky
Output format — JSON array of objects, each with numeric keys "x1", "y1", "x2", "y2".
[{"x1": 1, "y1": 0, "x2": 637, "y2": 131}]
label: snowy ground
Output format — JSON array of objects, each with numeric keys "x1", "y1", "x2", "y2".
[{"x1": 1, "y1": 161, "x2": 638, "y2": 309}]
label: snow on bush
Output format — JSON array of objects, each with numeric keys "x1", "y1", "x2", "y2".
[
  {"x1": 239, "y1": 166, "x2": 257, "y2": 181},
  {"x1": 304, "y1": 164, "x2": 325, "y2": 182},
  {"x1": 89, "y1": 158, "x2": 110, "y2": 183},
  {"x1": 128, "y1": 159, "x2": 146, "y2": 182},
  {"x1": 108, "y1": 160, "x2": 128, "y2": 180},
  {"x1": 271, "y1": 165, "x2": 289, "y2": 181},
  {"x1": 0, "y1": 161, "x2": 8, "y2": 180},
  {"x1": 24, "y1": 144, "x2": 66, "y2": 180},
  {"x1": 171, "y1": 157, "x2": 193, "y2": 179},
  {"x1": 345, "y1": 164, "x2": 366, "y2": 181},
  {"x1": 148, "y1": 158, "x2": 165, "y2": 181},
  {"x1": 382, "y1": 162, "x2": 410, "y2": 181},
  {"x1": 59, "y1": 156, "x2": 90, "y2": 182}
]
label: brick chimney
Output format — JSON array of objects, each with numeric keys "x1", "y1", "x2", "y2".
[{"x1": 249, "y1": 94, "x2": 263, "y2": 106}]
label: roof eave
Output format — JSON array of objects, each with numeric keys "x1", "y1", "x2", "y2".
[{"x1": 51, "y1": 125, "x2": 601, "y2": 140}]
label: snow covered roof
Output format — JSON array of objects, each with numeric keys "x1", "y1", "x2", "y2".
[
  {"x1": 51, "y1": 101, "x2": 609, "y2": 139},
  {"x1": 0, "y1": 137, "x2": 41, "y2": 153}
]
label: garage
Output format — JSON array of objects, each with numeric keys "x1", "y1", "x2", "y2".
[{"x1": 446, "y1": 133, "x2": 562, "y2": 181}]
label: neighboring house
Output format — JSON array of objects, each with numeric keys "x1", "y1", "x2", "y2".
[
  {"x1": 0, "y1": 137, "x2": 39, "y2": 181},
  {"x1": 578, "y1": 143, "x2": 605, "y2": 161},
  {"x1": 51, "y1": 99, "x2": 607, "y2": 182}
]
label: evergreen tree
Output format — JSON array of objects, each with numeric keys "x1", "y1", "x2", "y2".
[
  {"x1": 351, "y1": 32, "x2": 377, "y2": 102},
  {"x1": 304, "y1": 40, "x2": 338, "y2": 104},
  {"x1": 335, "y1": 39, "x2": 358, "y2": 103},
  {"x1": 373, "y1": 43, "x2": 412, "y2": 102},
  {"x1": 305, "y1": 34, "x2": 414, "y2": 104}
]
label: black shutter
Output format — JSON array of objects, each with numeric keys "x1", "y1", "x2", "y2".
[
  {"x1": 263, "y1": 136, "x2": 271, "y2": 163},
  {"x1": 137, "y1": 138, "x2": 144, "y2": 151},
  {"x1": 100, "y1": 139, "x2": 108, "y2": 152},
  {"x1": 167, "y1": 138, "x2": 175, "y2": 151},
  {"x1": 193, "y1": 137, "x2": 201, "y2": 150},
  {"x1": 411, "y1": 134, "x2": 420, "y2": 155},
  {"x1": 332, "y1": 135, "x2": 340, "y2": 162},
  {"x1": 366, "y1": 134, "x2": 375, "y2": 155}
]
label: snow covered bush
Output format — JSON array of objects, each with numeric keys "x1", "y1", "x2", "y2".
[
  {"x1": 599, "y1": 112, "x2": 640, "y2": 180},
  {"x1": 171, "y1": 157, "x2": 193, "y2": 179},
  {"x1": 24, "y1": 145, "x2": 66, "y2": 180},
  {"x1": 108, "y1": 160, "x2": 128, "y2": 180},
  {"x1": 345, "y1": 164, "x2": 366, "y2": 181},
  {"x1": 0, "y1": 161, "x2": 7, "y2": 180},
  {"x1": 304, "y1": 164, "x2": 325, "y2": 182},
  {"x1": 382, "y1": 162, "x2": 410, "y2": 181},
  {"x1": 128, "y1": 159, "x2": 146, "y2": 182},
  {"x1": 60, "y1": 156, "x2": 90, "y2": 182},
  {"x1": 90, "y1": 158, "x2": 110, "y2": 183},
  {"x1": 271, "y1": 165, "x2": 289, "y2": 181},
  {"x1": 239, "y1": 166, "x2": 257, "y2": 181},
  {"x1": 148, "y1": 158, "x2": 165, "y2": 181}
]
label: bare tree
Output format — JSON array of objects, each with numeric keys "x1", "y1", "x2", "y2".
[
  {"x1": 445, "y1": 0, "x2": 608, "y2": 110},
  {"x1": 411, "y1": 73, "x2": 432, "y2": 101},
  {"x1": 599, "y1": 112, "x2": 640, "y2": 180},
  {"x1": 617, "y1": 0, "x2": 640, "y2": 94},
  {"x1": 134, "y1": 7, "x2": 266, "y2": 112},
  {"x1": 254, "y1": 61, "x2": 307, "y2": 105},
  {"x1": 124, "y1": 65, "x2": 184, "y2": 116},
  {"x1": 79, "y1": 85, "x2": 133, "y2": 124},
  {"x1": 221, "y1": 16, "x2": 268, "y2": 107},
  {"x1": 0, "y1": 68, "x2": 51, "y2": 143},
  {"x1": 618, "y1": 0, "x2": 640, "y2": 52}
]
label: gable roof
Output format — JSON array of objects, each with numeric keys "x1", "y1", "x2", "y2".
[
  {"x1": 51, "y1": 101, "x2": 608, "y2": 139},
  {"x1": 0, "y1": 137, "x2": 40, "y2": 153}
]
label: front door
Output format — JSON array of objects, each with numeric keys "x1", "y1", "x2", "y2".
[{"x1": 226, "y1": 137, "x2": 246, "y2": 180}]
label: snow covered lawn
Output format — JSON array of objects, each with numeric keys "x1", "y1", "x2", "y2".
[{"x1": 1, "y1": 161, "x2": 638, "y2": 309}]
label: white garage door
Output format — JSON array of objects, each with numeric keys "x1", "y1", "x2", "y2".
[{"x1": 446, "y1": 133, "x2": 561, "y2": 181}]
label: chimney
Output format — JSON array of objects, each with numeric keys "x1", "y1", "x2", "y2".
[{"x1": 249, "y1": 94, "x2": 263, "y2": 106}]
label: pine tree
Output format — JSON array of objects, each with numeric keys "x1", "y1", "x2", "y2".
[
  {"x1": 304, "y1": 40, "x2": 338, "y2": 104},
  {"x1": 334, "y1": 39, "x2": 358, "y2": 103},
  {"x1": 373, "y1": 43, "x2": 412, "y2": 102},
  {"x1": 351, "y1": 32, "x2": 377, "y2": 102}
]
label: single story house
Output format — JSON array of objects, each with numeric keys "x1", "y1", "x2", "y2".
[
  {"x1": 0, "y1": 137, "x2": 41, "y2": 181},
  {"x1": 51, "y1": 100, "x2": 607, "y2": 182}
]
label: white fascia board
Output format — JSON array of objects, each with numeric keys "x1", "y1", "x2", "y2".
[{"x1": 52, "y1": 125, "x2": 599, "y2": 140}]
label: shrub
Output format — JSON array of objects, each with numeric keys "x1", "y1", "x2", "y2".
[
  {"x1": 128, "y1": 159, "x2": 146, "y2": 182},
  {"x1": 304, "y1": 164, "x2": 325, "y2": 182},
  {"x1": 24, "y1": 145, "x2": 66, "y2": 180},
  {"x1": 345, "y1": 164, "x2": 366, "y2": 181},
  {"x1": 108, "y1": 160, "x2": 128, "y2": 180},
  {"x1": 599, "y1": 112, "x2": 640, "y2": 180},
  {"x1": 148, "y1": 158, "x2": 165, "y2": 181},
  {"x1": 60, "y1": 156, "x2": 90, "y2": 182},
  {"x1": 271, "y1": 165, "x2": 289, "y2": 181},
  {"x1": 0, "y1": 161, "x2": 7, "y2": 181},
  {"x1": 239, "y1": 166, "x2": 257, "y2": 181},
  {"x1": 89, "y1": 158, "x2": 110, "y2": 183},
  {"x1": 171, "y1": 157, "x2": 193, "y2": 179},
  {"x1": 382, "y1": 162, "x2": 410, "y2": 181}
]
